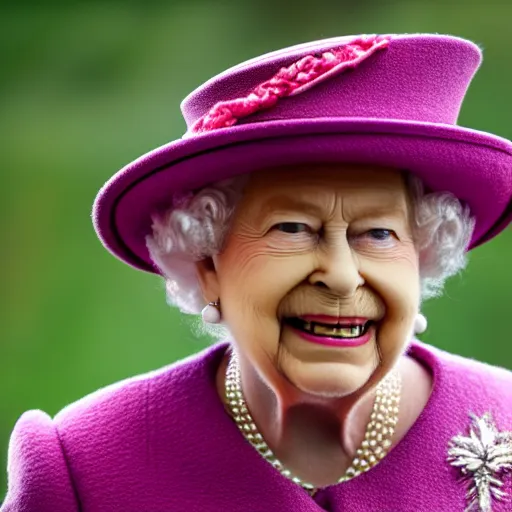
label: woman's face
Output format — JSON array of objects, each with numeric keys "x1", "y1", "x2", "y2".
[{"x1": 198, "y1": 164, "x2": 420, "y2": 397}]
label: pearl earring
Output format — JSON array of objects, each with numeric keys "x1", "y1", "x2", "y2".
[
  {"x1": 414, "y1": 313, "x2": 428, "y2": 334},
  {"x1": 201, "y1": 300, "x2": 221, "y2": 324}
]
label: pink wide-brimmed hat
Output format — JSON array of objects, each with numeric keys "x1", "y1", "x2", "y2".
[{"x1": 93, "y1": 33, "x2": 512, "y2": 274}]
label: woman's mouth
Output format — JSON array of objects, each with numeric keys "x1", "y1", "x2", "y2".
[{"x1": 284, "y1": 317, "x2": 374, "y2": 347}]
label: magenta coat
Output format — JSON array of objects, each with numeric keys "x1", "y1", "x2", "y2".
[{"x1": 2, "y1": 341, "x2": 511, "y2": 512}]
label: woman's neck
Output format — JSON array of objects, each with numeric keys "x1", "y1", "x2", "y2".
[{"x1": 216, "y1": 347, "x2": 432, "y2": 488}]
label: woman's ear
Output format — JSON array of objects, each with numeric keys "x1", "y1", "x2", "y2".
[{"x1": 195, "y1": 257, "x2": 220, "y2": 303}]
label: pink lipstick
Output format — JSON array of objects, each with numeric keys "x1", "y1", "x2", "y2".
[{"x1": 285, "y1": 316, "x2": 374, "y2": 348}]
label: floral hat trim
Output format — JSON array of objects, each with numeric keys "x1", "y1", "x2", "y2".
[{"x1": 190, "y1": 35, "x2": 390, "y2": 134}]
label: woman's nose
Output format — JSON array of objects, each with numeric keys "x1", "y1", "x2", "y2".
[{"x1": 308, "y1": 238, "x2": 364, "y2": 297}]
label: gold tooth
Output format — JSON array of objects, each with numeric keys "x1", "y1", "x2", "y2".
[
  {"x1": 300, "y1": 320, "x2": 368, "y2": 338},
  {"x1": 312, "y1": 324, "x2": 364, "y2": 338}
]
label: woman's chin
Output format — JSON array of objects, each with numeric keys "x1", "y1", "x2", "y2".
[{"x1": 283, "y1": 361, "x2": 373, "y2": 399}]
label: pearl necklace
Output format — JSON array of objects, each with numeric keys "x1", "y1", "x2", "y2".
[{"x1": 224, "y1": 351, "x2": 402, "y2": 494}]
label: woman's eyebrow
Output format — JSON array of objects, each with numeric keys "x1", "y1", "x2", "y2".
[
  {"x1": 261, "y1": 195, "x2": 408, "y2": 220},
  {"x1": 261, "y1": 196, "x2": 325, "y2": 216},
  {"x1": 354, "y1": 205, "x2": 409, "y2": 220}
]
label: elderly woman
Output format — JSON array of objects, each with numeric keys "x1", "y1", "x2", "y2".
[{"x1": 2, "y1": 34, "x2": 511, "y2": 512}]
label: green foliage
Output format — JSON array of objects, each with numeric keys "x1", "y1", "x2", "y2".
[{"x1": 0, "y1": 0, "x2": 510, "y2": 502}]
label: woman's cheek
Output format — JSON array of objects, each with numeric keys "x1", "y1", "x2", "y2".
[
  {"x1": 362, "y1": 250, "x2": 420, "y2": 314},
  {"x1": 219, "y1": 237, "x2": 312, "y2": 315},
  {"x1": 361, "y1": 250, "x2": 420, "y2": 360}
]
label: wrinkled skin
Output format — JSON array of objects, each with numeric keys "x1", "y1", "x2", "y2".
[{"x1": 196, "y1": 164, "x2": 432, "y2": 486}]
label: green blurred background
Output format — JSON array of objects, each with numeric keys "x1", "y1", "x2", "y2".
[{"x1": 1, "y1": 0, "x2": 511, "y2": 502}]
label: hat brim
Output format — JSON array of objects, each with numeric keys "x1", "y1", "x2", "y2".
[{"x1": 93, "y1": 118, "x2": 512, "y2": 273}]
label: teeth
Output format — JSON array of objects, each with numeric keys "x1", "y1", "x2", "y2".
[
  {"x1": 313, "y1": 325, "x2": 364, "y2": 337},
  {"x1": 302, "y1": 322, "x2": 366, "y2": 338}
]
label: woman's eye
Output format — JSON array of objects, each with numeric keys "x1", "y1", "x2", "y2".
[
  {"x1": 273, "y1": 222, "x2": 310, "y2": 234},
  {"x1": 367, "y1": 229, "x2": 395, "y2": 241}
]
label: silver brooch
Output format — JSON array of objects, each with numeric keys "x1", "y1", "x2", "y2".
[{"x1": 447, "y1": 413, "x2": 512, "y2": 512}]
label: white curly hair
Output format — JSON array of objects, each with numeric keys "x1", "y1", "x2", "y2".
[{"x1": 146, "y1": 171, "x2": 475, "y2": 320}]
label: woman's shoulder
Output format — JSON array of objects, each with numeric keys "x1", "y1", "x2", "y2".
[
  {"x1": 413, "y1": 340, "x2": 512, "y2": 382},
  {"x1": 409, "y1": 340, "x2": 512, "y2": 422},
  {"x1": 2, "y1": 342, "x2": 229, "y2": 512},
  {"x1": 1, "y1": 409, "x2": 80, "y2": 512},
  {"x1": 53, "y1": 341, "x2": 228, "y2": 432}
]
